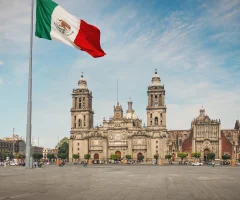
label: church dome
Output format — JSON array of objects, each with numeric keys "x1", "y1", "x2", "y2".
[
  {"x1": 151, "y1": 69, "x2": 161, "y2": 86},
  {"x1": 78, "y1": 72, "x2": 88, "y2": 89},
  {"x1": 125, "y1": 112, "x2": 138, "y2": 119}
]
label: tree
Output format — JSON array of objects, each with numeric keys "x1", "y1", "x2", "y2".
[
  {"x1": 177, "y1": 152, "x2": 188, "y2": 161},
  {"x1": 191, "y1": 152, "x2": 201, "y2": 158},
  {"x1": 0, "y1": 150, "x2": 13, "y2": 160},
  {"x1": 126, "y1": 155, "x2": 131, "y2": 160},
  {"x1": 58, "y1": 153, "x2": 68, "y2": 159},
  {"x1": 73, "y1": 154, "x2": 80, "y2": 162},
  {"x1": 55, "y1": 137, "x2": 69, "y2": 149},
  {"x1": 47, "y1": 153, "x2": 55, "y2": 160},
  {"x1": 138, "y1": 155, "x2": 144, "y2": 161},
  {"x1": 110, "y1": 154, "x2": 119, "y2": 161},
  {"x1": 84, "y1": 154, "x2": 91, "y2": 160},
  {"x1": 222, "y1": 154, "x2": 230, "y2": 160},
  {"x1": 57, "y1": 141, "x2": 69, "y2": 160},
  {"x1": 165, "y1": 154, "x2": 172, "y2": 160},
  {"x1": 32, "y1": 153, "x2": 42, "y2": 161},
  {"x1": 154, "y1": 154, "x2": 159, "y2": 160},
  {"x1": 208, "y1": 153, "x2": 215, "y2": 160}
]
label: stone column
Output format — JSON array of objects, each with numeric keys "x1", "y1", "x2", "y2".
[
  {"x1": 69, "y1": 140, "x2": 73, "y2": 162},
  {"x1": 218, "y1": 124, "x2": 222, "y2": 159},
  {"x1": 192, "y1": 125, "x2": 196, "y2": 153}
]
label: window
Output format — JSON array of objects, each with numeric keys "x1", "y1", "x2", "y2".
[
  {"x1": 75, "y1": 97, "x2": 77, "y2": 108},
  {"x1": 155, "y1": 95, "x2": 157, "y2": 98},
  {"x1": 78, "y1": 119, "x2": 81, "y2": 127},
  {"x1": 155, "y1": 117, "x2": 158, "y2": 125},
  {"x1": 160, "y1": 113, "x2": 162, "y2": 118},
  {"x1": 79, "y1": 98, "x2": 82, "y2": 109},
  {"x1": 160, "y1": 120, "x2": 162, "y2": 125},
  {"x1": 74, "y1": 116, "x2": 76, "y2": 121},
  {"x1": 156, "y1": 141, "x2": 158, "y2": 144},
  {"x1": 156, "y1": 150, "x2": 158, "y2": 153},
  {"x1": 74, "y1": 123, "x2": 76, "y2": 128},
  {"x1": 156, "y1": 146, "x2": 158, "y2": 149},
  {"x1": 151, "y1": 95, "x2": 153, "y2": 106},
  {"x1": 78, "y1": 143, "x2": 79, "y2": 146},
  {"x1": 78, "y1": 148, "x2": 79, "y2": 150},
  {"x1": 84, "y1": 122, "x2": 86, "y2": 127},
  {"x1": 78, "y1": 153, "x2": 79, "y2": 155},
  {"x1": 154, "y1": 99, "x2": 158, "y2": 106},
  {"x1": 84, "y1": 115, "x2": 86, "y2": 120},
  {"x1": 82, "y1": 97, "x2": 85, "y2": 108},
  {"x1": 150, "y1": 121, "x2": 152, "y2": 125},
  {"x1": 150, "y1": 113, "x2": 152, "y2": 118}
]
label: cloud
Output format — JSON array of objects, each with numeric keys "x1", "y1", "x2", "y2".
[
  {"x1": 0, "y1": 61, "x2": 3, "y2": 66},
  {"x1": 0, "y1": 0, "x2": 239, "y2": 149},
  {"x1": 0, "y1": 78, "x2": 3, "y2": 85}
]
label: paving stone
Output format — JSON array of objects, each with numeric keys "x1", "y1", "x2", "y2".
[{"x1": 0, "y1": 164, "x2": 240, "y2": 200}]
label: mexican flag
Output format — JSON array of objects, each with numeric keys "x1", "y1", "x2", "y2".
[{"x1": 35, "y1": 0, "x2": 106, "y2": 58}]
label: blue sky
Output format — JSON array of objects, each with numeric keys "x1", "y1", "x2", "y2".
[{"x1": 0, "y1": 0, "x2": 239, "y2": 148}]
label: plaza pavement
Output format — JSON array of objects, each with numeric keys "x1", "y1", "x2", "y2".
[{"x1": 0, "y1": 164, "x2": 240, "y2": 200}]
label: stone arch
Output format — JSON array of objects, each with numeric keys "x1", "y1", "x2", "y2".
[
  {"x1": 172, "y1": 153, "x2": 176, "y2": 161},
  {"x1": 137, "y1": 152, "x2": 143, "y2": 160},
  {"x1": 115, "y1": 151, "x2": 121, "y2": 159},
  {"x1": 204, "y1": 148, "x2": 210, "y2": 161},
  {"x1": 94, "y1": 153, "x2": 99, "y2": 160}
]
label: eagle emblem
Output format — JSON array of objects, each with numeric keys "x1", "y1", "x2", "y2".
[{"x1": 54, "y1": 19, "x2": 74, "y2": 36}]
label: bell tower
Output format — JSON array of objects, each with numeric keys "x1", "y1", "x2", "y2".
[
  {"x1": 146, "y1": 69, "x2": 166, "y2": 128},
  {"x1": 71, "y1": 73, "x2": 94, "y2": 130}
]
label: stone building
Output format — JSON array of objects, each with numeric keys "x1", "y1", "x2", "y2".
[{"x1": 69, "y1": 71, "x2": 240, "y2": 161}]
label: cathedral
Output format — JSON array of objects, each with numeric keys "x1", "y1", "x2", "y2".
[{"x1": 69, "y1": 70, "x2": 240, "y2": 162}]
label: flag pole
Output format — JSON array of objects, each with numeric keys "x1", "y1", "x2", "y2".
[{"x1": 25, "y1": 0, "x2": 34, "y2": 169}]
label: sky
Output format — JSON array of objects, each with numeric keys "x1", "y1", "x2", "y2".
[{"x1": 0, "y1": 0, "x2": 239, "y2": 148}]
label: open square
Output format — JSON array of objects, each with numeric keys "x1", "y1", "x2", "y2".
[{"x1": 0, "y1": 164, "x2": 240, "y2": 200}]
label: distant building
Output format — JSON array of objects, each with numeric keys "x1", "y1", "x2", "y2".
[
  {"x1": 0, "y1": 137, "x2": 26, "y2": 154},
  {"x1": 42, "y1": 148, "x2": 53, "y2": 160},
  {"x1": 31, "y1": 146, "x2": 43, "y2": 154}
]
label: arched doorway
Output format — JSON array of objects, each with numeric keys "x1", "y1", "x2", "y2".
[
  {"x1": 94, "y1": 153, "x2": 99, "y2": 160},
  {"x1": 137, "y1": 152, "x2": 143, "y2": 161},
  {"x1": 172, "y1": 153, "x2": 176, "y2": 161},
  {"x1": 204, "y1": 149, "x2": 210, "y2": 161},
  {"x1": 115, "y1": 151, "x2": 121, "y2": 159}
]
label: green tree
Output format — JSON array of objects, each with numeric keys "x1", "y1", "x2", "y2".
[
  {"x1": 165, "y1": 154, "x2": 172, "y2": 160},
  {"x1": 32, "y1": 153, "x2": 42, "y2": 161},
  {"x1": 47, "y1": 153, "x2": 55, "y2": 160},
  {"x1": 19, "y1": 154, "x2": 25, "y2": 159},
  {"x1": 110, "y1": 154, "x2": 119, "y2": 161},
  {"x1": 191, "y1": 152, "x2": 201, "y2": 158},
  {"x1": 55, "y1": 137, "x2": 69, "y2": 149},
  {"x1": 84, "y1": 154, "x2": 91, "y2": 160},
  {"x1": 57, "y1": 141, "x2": 69, "y2": 160},
  {"x1": 126, "y1": 155, "x2": 131, "y2": 160},
  {"x1": 154, "y1": 154, "x2": 159, "y2": 160},
  {"x1": 177, "y1": 152, "x2": 188, "y2": 161},
  {"x1": 73, "y1": 154, "x2": 80, "y2": 162},
  {"x1": 208, "y1": 152, "x2": 215, "y2": 160},
  {"x1": 222, "y1": 154, "x2": 230, "y2": 160}
]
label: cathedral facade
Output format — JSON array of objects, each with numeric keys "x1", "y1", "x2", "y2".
[{"x1": 69, "y1": 71, "x2": 240, "y2": 162}]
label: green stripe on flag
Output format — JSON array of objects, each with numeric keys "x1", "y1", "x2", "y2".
[{"x1": 35, "y1": 0, "x2": 58, "y2": 40}]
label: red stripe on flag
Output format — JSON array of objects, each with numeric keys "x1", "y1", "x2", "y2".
[{"x1": 74, "y1": 20, "x2": 106, "y2": 58}]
